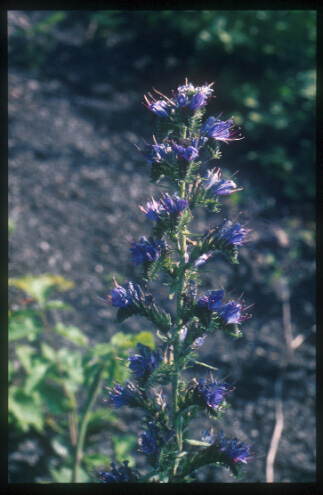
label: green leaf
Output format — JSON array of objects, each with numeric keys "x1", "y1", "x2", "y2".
[
  {"x1": 54, "y1": 322, "x2": 88, "y2": 347},
  {"x1": 91, "y1": 343, "x2": 115, "y2": 357},
  {"x1": 8, "y1": 360, "x2": 14, "y2": 382},
  {"x1": 112, "y1": 433, "x2": 137, "y2": 463},
  {"x1": 24, "y1": 361, "x2": 51, "y2": 393},
  {"x1": 110, "y1": 331, "x2": 154, "y2": 350},
  {"x1": 49, "y1": 467, "x2": 73, "y2": 483},
  {"x1": 56, "y1": 349, "x2": 84, "y2": 395},
  {"x1": 15, "y1": 345, "x2": 35, "y2": 374},
  {"x1": 40, "y1": 341, "x2": 57, "y2": 362},
  {"x1": 9, "y1": 386, "x2": 44, "y2": 432},
  {"x1": 83, "y1": 452, "x2": 112, "y2": 471},
  {"x1": 9, "y1": 313, "x2": 43, "y2": 342},
  {"x1": 9, "y1": 274, "x2": 74, "y2": 306},
  {"x1": 38, "y1": 382, "x2": 69, "y2": 414}
]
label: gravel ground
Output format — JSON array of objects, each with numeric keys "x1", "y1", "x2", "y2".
[{"x1": 8, "y1": 13, "x2": 316, "y2": 483}]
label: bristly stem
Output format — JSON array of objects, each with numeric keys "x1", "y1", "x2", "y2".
[{"x1": 172, "y1": 179, "x2": 186, "y2": 477}]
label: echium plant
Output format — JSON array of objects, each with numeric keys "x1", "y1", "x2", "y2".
[{"x1": 100, "y1": 79, "x2": 254, "y2": 483}]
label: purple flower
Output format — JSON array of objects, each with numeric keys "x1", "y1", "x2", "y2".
[
  {"x1": 201, "y1": 429, "x2": 216, "y2": 444},
  {"x1": 139, "y1": 197, "x2": 163, "y2": 221},
  {"x1": 193, "y1": 335, "x2": 206, "y2": 347},
  {"x1": 130, "y1": 236, "x2": 166, "y2": 266},
  {"x1": 138, "y1": 422, "x2": 175, "y2": 455},
  {"x1": 128, "y1": 343, "x2": 162, "y2": 378},
  {"x1": 138, "y1": 422, "x2": 157, "y2": 454},
  {"x1": 197, "y1": 289, "x2": 225, "y2": 310},
  {"x1": 173, "y1": 142, "x2": 199, "y2": 161},
  {"x1": 161, "y1": 192, "x2": 189, "y2": 214},
  {"x1": 179, "y1": 326, "x2": 188, "y2": 342},
  {"x1": 140, "y1": 193, "x2": 188, "y2": 222},
  {"x1": 218, "y1": 431, "x2": 252, "y2": 464},
  {"x1": 176, "y1": 93, "x2": 189, "y2": 107},
  {"x1": 217, "y1": 219, "x2": 250, "y2": 246},
  {"x1": 110, "y1": 285, "x2": 133, "y2": 308},
  {"x1": 98, "y1": 461, "x2": 139, "y2": 483},
  {"x1": 204, "y1": 168, "x2": 241, "y2": 196},
  {"x1": 144, "y1": 97, "x2": 170, "y2": 118},
  {"x1": 201, "y1": 116, "x2": 242, "y2": 142},
  {"x1": 190, "y1": 91, "x2": 208, "y2": 110},
  {"x1": 140, "y1": 142, "x2": 170, "y2": 163},
  {"x1": 197, "y1": 378, "x2": 232, "y2": 410},
  {"x1": 109, "y1": 380, "x2": 141, "y2": 409},
  {"x1": 217, "y1": 300, "x2": 247, "y2": 324},
  {"x1": 177, "y1": 82, "x2": 195, "y2": 94}
]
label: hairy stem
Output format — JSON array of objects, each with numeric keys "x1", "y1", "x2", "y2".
[{"x1": 172, "y1": 179, "x2": 186, "y2": 477}]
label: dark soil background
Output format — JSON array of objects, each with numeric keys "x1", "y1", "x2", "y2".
[{"x1": 8, "y1": 11, "x2": 316, "y2": 483}]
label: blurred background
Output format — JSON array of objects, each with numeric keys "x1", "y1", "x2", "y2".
[{"x1": 8, "y1": 10, "x2": 316, "y2": 483}]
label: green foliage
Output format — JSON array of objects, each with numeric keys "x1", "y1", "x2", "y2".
[{"x1": 8, "y1": 273, "x2": 155, "y2": 482}]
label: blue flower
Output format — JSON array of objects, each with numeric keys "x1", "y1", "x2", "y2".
[
  {"x1": 201, "y1": 116, "x2": 242, "y2": 142},
  {"x1": 204, "y1": 168, "x2": 241, "y2": 196},
  {"x1": 173, "y1": 142, "x2": 199, "y2": 161},
  {"x1": 109, "y1": 380, "x2": 141, "y2": 409},
  {"x1": 197, "y1": 378, "x2": 232, "y2": 410},
  {"x1": 128, "y1": 343, "x2": 162, "y2": 378},
  {"x1": 190, "y1": 91, "x2": 208, "y2": 110},
  {"x1": 218, "y1": 431, "x2": 252, "y2": 464},
  {"x1": 98, "y1": 461, "x2": 139, "y2": 483},
  {"x1": 138, "y1": 422, "x2": 157, "y2": 454},
  {"x1": 139, "y1": 422, "x2": 175, "y2": 455},
  {"x1": 110, "y1": 285, "x2": 133, "y2": 308},
  {"x1": 130, "y1": 236, "x2": 166, "y2": 266},
  {"x1": 176, "y1": 93, "x2": 189, "y2": 107},
  {"x1": 197, "y1": 289, "x2": 224, "y2": 310},
  {"x1": 161, "y1": 192, "x2": 189, "y2": 214},
  {"x1": 140, "y1": 142, "x2": 171, "y2": 163},
  {"x1": 201, "y1": 429, "x2": 216, "y2": 444},
  {"x1": 217, "y1": 219, "x2": 250, "y2": 246},
  {"x1": 144, "y1": 97, "x2": 170, "y2": 118},
  {"x1": 217, "y1": 301, "x2": 246, "y2": 324}
]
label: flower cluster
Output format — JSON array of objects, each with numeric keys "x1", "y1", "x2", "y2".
[
  {"x1": 109, "y1": 279, "x2": 144, "y2": 308},
  {"x1": 197, "y1": 289, "x2": 248, "y2": 324},
  {"x1": 201, "y1": 115, "x2": 242, "y2": 142},
  {"x1": 140, "y1": 192, "x2": 188, "y2": 221},
  {"x1": 138, "y1": 422, "x2": 175, "y2": 455},
  {"x1": 130, "y1": 236, "x2": 168, "y2": 266},
  {"x1": 128, "y1": 343, "x2": 162, "y2": 378},
  {"x1": 195, "y1": 378, "x2": 233, "y2": 411},
  {"x1": 98, "y1": 461, "x2": 140, "y2": 483},
  {"x1": 109, "y1": 379, "x2": 143, "y2": 409},
  {"x1": 216, "y1": 219, "x2": 250, "y2": 246},
  {"x1": 202, "y1": 430, "x2": 252, "y2": 464},
  {"x1": 144, "y1": 80, "x2": 214, "y2": 119},
  {"x1": 203, "y1": 168, "x2": 241, "y2": 197}
]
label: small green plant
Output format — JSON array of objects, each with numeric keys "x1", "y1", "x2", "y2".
[{"x1": 9, "y1": 273, "x2": 154, "y2": 482}]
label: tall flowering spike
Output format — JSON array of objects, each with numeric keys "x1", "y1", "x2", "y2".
[
  {"x1": 128, "y1": 343, "x2": 162, "y2": 378},
  {"x1": 109, "y1": 380, "x2": 142, "y2": 409},
  {"x1": 204, "y1": 168, "x2": 241, "y2": 196},
  {"x1": 196, "y1": 378, "x2": 232, "y2": 410},
  {"x1": 201, "y1": 116, "x2": 242, "y2": 142},
  {"x1": 217, "y1": 219, "x2": 250, "y2": 246}
]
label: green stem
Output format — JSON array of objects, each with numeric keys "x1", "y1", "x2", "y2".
[
  {"x1": 72, "y1": 364, "x2": 105, "y2": 483},
  {"x1": 172, "y1": 180, "x2": 186, "y2": 477}
]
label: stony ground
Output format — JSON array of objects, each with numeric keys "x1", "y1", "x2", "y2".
[{"x1": 8, "y1": 12, "x2": 316, "y2": 483}]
